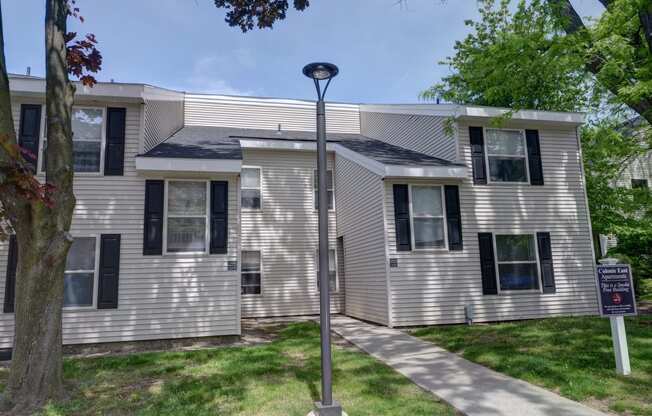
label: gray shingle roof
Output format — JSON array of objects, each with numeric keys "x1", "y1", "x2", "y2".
[{"x1": 140, "y1": 126, "x2": 463, "y2": 167}]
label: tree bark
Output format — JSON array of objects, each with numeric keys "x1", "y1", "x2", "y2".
[{"x1": 0, "y1": 0, "x2": 76, "y2": 413}]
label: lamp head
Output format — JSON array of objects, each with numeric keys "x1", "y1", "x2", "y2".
[{"x1": 302, "y1": 62, "x2": 339, "y2": 81}]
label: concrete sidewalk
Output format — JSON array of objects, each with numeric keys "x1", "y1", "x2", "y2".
[{"x1": 330, "y1": 315, "x2": 609, "y2": 416}]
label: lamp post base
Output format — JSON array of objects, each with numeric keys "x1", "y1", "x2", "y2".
[{"x1": 307, "y1": 401, "x2": 346, "y2": 416}]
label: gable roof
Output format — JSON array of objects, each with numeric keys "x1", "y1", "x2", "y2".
[{"x1": 139, "y1": 125, "x2": 462, "y2": 168}]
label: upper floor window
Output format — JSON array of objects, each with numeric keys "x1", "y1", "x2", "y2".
[
  {"x1": 410, "y1": 185, "x2": 446, "y2": 249},
  {"x1": 485, "y1": 129, "x2": 529, "y2": 183},
  {"x1": 41, "y1": 107, "x2": 106, "y2": 173},
  {"x1": 313, "y1": 169, "x2": 334, "y2": 210},
  {"x1": 64, "y1": 237, "x2": 97, "y2": 307},
  {"x1": 495, "y1": 234, "x2": 540, "y2": 292},
  {"x1": 241, "y1": 167, "x2": 261, "y2": 209},
  {"x1": 165, "y1": 181, "x2": 208, "y2": 254}
]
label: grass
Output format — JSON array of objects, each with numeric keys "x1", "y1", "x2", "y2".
[
  {"x1": 411, "y1": 316, "x2": 652, "y2": 416},
  {"x1": 0, "y1": 322, "x2": 456, "y2": 416}
]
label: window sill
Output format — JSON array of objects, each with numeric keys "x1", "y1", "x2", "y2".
[
  {"x1": 485, "y1": 181, "x2": 531, "y2": 186},
  {"x1": 63, "y1": 305, "x2": 96, "y2": 311},
  {"x1": 497, "y1": 289, "x2": 543, "y2": 295}
]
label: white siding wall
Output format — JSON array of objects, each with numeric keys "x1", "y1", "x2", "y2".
[
  {"x1": 616, "y1": 151, "x2": 652, "y2": 187},
  {"x1": 184, "y1": 94, "x2": 360, "y2": 134},
  {"x1": 240, "y1": 149, "x2": 343, "y2": 317},
  {"x1": 360, "y1": 111, "x2": 458, "y2": 161},
  {"x1": 335, "y1": 156, "x2": 389, "y2": 325},
  {"x1": 142, "y1": 95, "x2": 184, "y2": 152},
  {"x1": 384, "y1": 121, "x2": 598, "y2": 326},
  {"x1": 0, "y1": 97, "x2": 240, "y2": 348}
]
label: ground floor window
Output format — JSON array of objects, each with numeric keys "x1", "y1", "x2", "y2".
[
  {"x1": 64, "y1": 237, "x2": 97, "y2": 307},
  {"x1": 316, "y1": 249, "x2": 338, "y2": 292},
  {"x1": 494, "y1": 234, "x2": 540, "y2": 291},
  {"x1": 241, "y1": 251, "x2": 261, "y2": 295}
]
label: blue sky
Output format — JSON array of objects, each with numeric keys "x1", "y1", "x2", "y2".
[{"x1": 4, "y1": 0, "x2": 603, "y2": 104}]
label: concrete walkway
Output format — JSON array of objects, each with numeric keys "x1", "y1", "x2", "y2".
[{"x1": 330, "y1": 316, "x2": 609, "y2": 416}]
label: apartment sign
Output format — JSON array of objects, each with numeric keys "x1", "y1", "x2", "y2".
[{"x1": 596, "y1": 264, "x2": 637, "y2": 316}]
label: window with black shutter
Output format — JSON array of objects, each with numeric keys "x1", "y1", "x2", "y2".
[
  {"x1": 210, "y1": 181, "x2": 228, "y2": 254},
  {"x1": 469, "y1": 127, "x2": 487, "y2": 185},
  {"x1": 98, "y1": 234, "x2": 121, "y2": 309},
  {"x1": 445, "y1": 185, "x2": 463, "y2": 251},
  {"x1": 104, "y1": 108, "x2": 126, "y2": 176},
  {"x1": 143, "y1": 180, "x2": 164, "y2": 255},
  {"x1": 393, "y1": 184, "x2": 411, "y2": 251}
]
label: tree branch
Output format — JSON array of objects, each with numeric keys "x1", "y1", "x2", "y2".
[
  {"x1": 547, "y1": 0, "x2": 585, "y2": 33},
  {"x1": 639, "y1": 5, "x2": 652, "y2": 55}
]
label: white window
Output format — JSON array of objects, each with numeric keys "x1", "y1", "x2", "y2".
[
  {"x1": 40, "y1": 107, "x2": 106, "y2": 173},
  {"x1": 165, "y1": 181, "x2": 208, "y2": 254},
  {"x1": 410, "y1": 185, "x2": 447, "y2": 249},
  {"x1": 494, "y1": 234, "x2": 541, "y2": 292},
  {"x1": 64, "y1": 237, "x2": 98, "y2": 307},
  {"x1": 241, "y1": 167, "x2": 261, "y2": 209},
  {"x1": 241, "y1": 251, "x2": 262, "y2": 295},
  {"x1": 485, "y1": 129, "x2": 529, "y2": 183},
  {"x1": 316, "y1": 249, "x2": 338, "y2": 292},
  {"x1": 313, "y1": 170, "x2": 334, "y2": 210}
]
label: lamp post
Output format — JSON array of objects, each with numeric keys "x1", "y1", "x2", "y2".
[{"x1": 302, "y1": 62, "x2": 344, "y2": 416}]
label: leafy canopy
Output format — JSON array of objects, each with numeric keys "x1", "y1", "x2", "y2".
[{"x1": 423, "y1": 0, "x2": 591, "y2": 112}]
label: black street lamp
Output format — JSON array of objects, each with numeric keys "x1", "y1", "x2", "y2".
[{"x1": 302, "y1": 62, "x2": 344, "y2": 416}]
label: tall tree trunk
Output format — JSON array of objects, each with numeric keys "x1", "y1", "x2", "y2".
[{"x1": 0, "y1": 0, "x2": 76, "y2": 413}]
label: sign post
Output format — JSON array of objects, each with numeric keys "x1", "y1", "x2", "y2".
[{"x1": 595, "y1": 261, "x2": 637, "y2": 376}]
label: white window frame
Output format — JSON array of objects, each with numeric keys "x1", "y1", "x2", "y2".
[
  {"x1": 484, "y1": 128, "x2": 530, "y2": 185},
  {"x1": 315, "y1": 248, "x2": 339, "y2": 293},
  {"x1": 63, "y1": 235, "x2": 100, "y2": 310},
  {"x1": 313, "y1": 169, "x2": 335, "y2": 211},
  {"x1": 241, "y1": 249, "x2": 263, "y2": 296},
  {"x1": 408, "y1": 184, "x2": 448, "y2": 251},
  {"x1": 163, "y1": 179, "x2": 210, "y2": 255},
  {"x1": 241, "y1": 166, "x2": 263, "y2": 210},
  {"x1": 492, "y1": 233, "x2": 542, "y2": 294},
  {"x1": 40, "y1": 106, "x2": 107, "y2": 176}
]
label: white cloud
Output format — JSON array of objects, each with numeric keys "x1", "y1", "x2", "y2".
[{"x1": 176, "y1": 52, "x2": 260, "y2": 96}]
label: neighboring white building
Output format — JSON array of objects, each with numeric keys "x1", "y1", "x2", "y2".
[{"x1": 0, "y1": 75, "x2": 599, "y2": 354}]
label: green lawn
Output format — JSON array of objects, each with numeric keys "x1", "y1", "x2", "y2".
[
  {"x1": 411, "y1": 316, "x2": 652, "y2": 416},
  {"x1": 0, "y1": 322, "x2": 455, "y2": 416}
]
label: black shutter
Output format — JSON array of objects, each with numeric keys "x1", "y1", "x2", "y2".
[
  {"x1": 18, "y1": 104, "x2": 42, "y2": 173},
  {"x1": 393, "y1": 184, "x2": 411, "y2": 251},
  {"x1": 537, "y1": 232, "x2": 556, "y2": 293},
  {"x1": 143, "y1": 180, "x2": 164, "y2": 255},
  {"x1": 210, "y1": 181, "x2": 228, "y2": 254},
  {"x1": 3, "y1": 235, "x2": 17, "y2": 313},
  {"x1": 104, "y1": 108, "x2": 126, "y2": 176},
  {"x1": 98, "y1": 234, "x2": 121, "y2": 309},
  {"x1": 478, "y1": 233, "x2": 497, "y2": 295},
  {"x1": 445, "y1": 185, "x2": 463, "y2": 251},
  {"x1": 526, "y1": 129, "x2": 544, "y2": 185},
  {"x1": 469, "y1": 127, "x2": 487, "y2": 185}
]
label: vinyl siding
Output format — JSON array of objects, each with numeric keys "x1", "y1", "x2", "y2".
[
  {"x1": 142, "y1": 93, "x2": 184, "y2": 152},
  {"x1": 0, "y1": 97, "x2": 240, "y2": 348},
  {"x1": 384, "y1": 121, "x2": 598, "y2": 326},
  {"x1": 616, "y1": 151, "x2": 652, "y2": 188},
  {"x1": 185, "y1": 94, "x2": 360, "y2": 134},
  {"x1": 360, "y1": 111, "x2": 457, "y2": 161},
  {"x1": 335, "y1": 155, "x2": 389, "y2": 325},
  {"x1": 240, "y1": 149, "x2": 343, "y2": 317}
]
